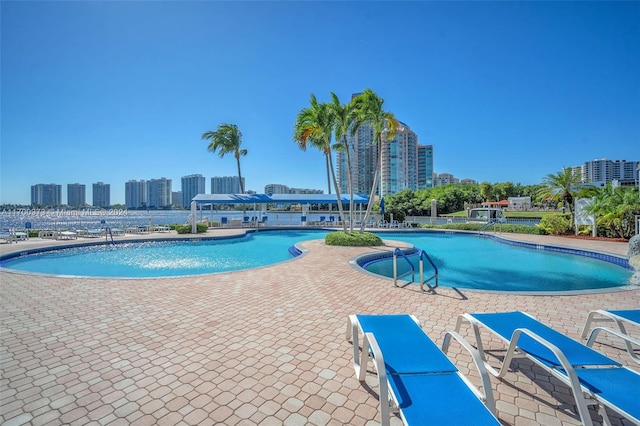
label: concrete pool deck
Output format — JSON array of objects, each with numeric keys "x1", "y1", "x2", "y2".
[{"x1": 1, "y1": 229, "x2": 638, "y2": 425}]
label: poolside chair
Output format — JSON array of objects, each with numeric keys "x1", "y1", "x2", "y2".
[
  {"x1": 241, "y1": 216, "x2": 252, "y2": 227},
  {"x1": 346, "y1": 314, "x2": 499, "y2": 426},
  {"x1": 0, "y1": 231, "x2": 16, "y2": 243},
  {"x1": 581, "y1": 309, "x2": 640, "y2": 364},
  {"x1": 10, "y1": 228, "x2": 29, "y2": 241},
  {"x1": 452, "y1": 311, "x2": 640, "y2": 426}
]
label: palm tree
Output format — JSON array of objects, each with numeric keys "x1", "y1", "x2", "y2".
[
  {"x1": 537, "y1": 167, "x2": 582, "y2": 230},
  {"x1": 352, "y1": 89, "x2": 398, "y2": 231},
  {"x1": 293, "y1": 94, "x2": 348, "y2": 232},
  {"x1": 584, "y1": 183, "x2": 640, "y2": 239},
  {"x1": 329, "y1": 92, "x2": 358, "y2": 232},
  {"x1": 201, "y1": 123, "x2": 247, "y2": 194}
]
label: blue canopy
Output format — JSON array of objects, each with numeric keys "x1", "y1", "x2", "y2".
[{"x1": 192, "y1": 193, "x2": 369, "y2": 205}]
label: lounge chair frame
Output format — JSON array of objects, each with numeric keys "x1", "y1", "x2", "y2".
[
  {"x1": 581, "y1": 309, "x2": 640, "y2": 364},
  {"x1": 346, "y1": 314, "x2": 498, "y2": 426},
  {"x1": 454, "y1": 311, "x2": 640, "y2": 426}
]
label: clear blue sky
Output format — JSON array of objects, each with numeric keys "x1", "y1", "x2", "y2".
[{"x1": 2, "y1": 1, "x2": 639, "y2": 205}]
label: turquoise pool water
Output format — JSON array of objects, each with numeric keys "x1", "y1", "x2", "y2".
[
  {"x1": 363, "y1": 232, "x2": 632, "y2": 292},
  {"x1": 0, "y1": 230, "x2": 631, "y2": 292},
  {"x1": 0, "y1": 230, "x2": 329, "y2": 278}
]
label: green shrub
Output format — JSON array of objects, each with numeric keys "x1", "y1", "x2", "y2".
[
  {"x1": 175, "y1": 223, "x2": 208, "y2": 234},
  {"x1": 536, "y1": 215, "x2": 570, "y2": 235},
  {"x1": 325, "y1": 231, "x2": 383, "y2": 246},
  {"x1": 418, "y1": 223, "x2": 543, "y2": 235}
]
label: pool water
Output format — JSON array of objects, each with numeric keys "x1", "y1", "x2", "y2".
[
  {"x1": 0, "y1": 230, "x2": 328, "y2": 278},
  {"x1": 0, "y1": 230, "x2": 632, "y2": 292},
  {"x1": 364, "y1": 232, "x2": 632, "y2": 292}
]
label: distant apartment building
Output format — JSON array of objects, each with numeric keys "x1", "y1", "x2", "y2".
[
  {"x1": 289, "y1": 187, "x2": 323, "y2": 194},
  {"x1": 578, "y1": 159, "x2": 639, "y2": 187},
  {"x1": 172, "y1": 191, "x2": 182, "y2": 207},
  {"x1": 265, "y1": 184, "x2": 323, "y2": 195},
  {"x1": 92, "y1": 182, "x2": 110, "y2": 208},
  {"x1": 181, "y1": 174, "x2": 206, "y2": 208},
  {"x1": 433, "y1": 173, "x2": 459, "y2": 186},
  {"x1": 337, "y1": 108, "x2": 432, "y2": 197},
  {"x1": 146, "y1": 178, "x2": 172, "y2": 209},
  {"x1": 460, "y1": 178, "x2": 477, "y2": 185},
  {"x1": 211, "y1": 176, "x2": 244, "y2": 194},
  {"x1": 417, "y1": 145, "x2": 434, "y2": 189},
  {"x1": 264, "y1": 184, "x2": 289, "y2": 195},
  {"x1": 125, "y1": 180, "x2": 146, "y2": 209},
  {"x1": 67, "y1": 183, "x2": 86, "y2": 207},
  {"x1": 31, "y1": 183, "x2": 62, "y2": 207}
]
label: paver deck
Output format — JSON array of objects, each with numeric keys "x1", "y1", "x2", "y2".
[{"x1": 1, "y1": 229, "x2": 638, "y2": 425}]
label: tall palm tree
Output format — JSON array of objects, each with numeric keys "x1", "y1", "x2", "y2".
[
  {"x1": 329, "y1": 92, "x2": 358, "y2": 232},
  {"x1": 201, "y1": 123, "x2": 247, "y2": 194},
  {"x1": 293, "y1": 94, "x2": 348, "y2": 232},
  {"x1": 537, "y1": 167, "x2": 582, "y2": 230},
  {"x1": 352, "y1": 89, "x2": 398, "y2": 231}
]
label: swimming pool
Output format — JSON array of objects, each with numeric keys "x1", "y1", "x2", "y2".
[
  {"x1": 0, "y1": 230, "x2": 632, "y2": 292},
  {"x1": 360, "y1": 232, "x2": 632, "y2": 292},
  {"x1": 0, "y1": 230, "x2": 329, "y2": 278}
]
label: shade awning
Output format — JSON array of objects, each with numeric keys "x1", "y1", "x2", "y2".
[{"x1": 192, "y1": 193, "x2": 369, "y2": 205}]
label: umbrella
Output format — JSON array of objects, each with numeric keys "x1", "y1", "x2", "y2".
[{"x1": 379, "y1": 197, "x2": 385, "y2": 216}]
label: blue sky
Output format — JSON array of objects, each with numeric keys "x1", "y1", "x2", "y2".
[{"x1": 2, "y1": 1, "x2": 639, "y2": 205}]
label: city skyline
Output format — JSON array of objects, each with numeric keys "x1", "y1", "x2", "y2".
[
  {"x1": 18, "y1": 156, "x2": 638, "y2": 208},
  {"x1": 2, "y1": 1, "x2": 638, "y2": 205}
]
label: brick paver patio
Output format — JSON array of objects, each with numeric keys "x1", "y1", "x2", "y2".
[{"x1": 1, "y1": 230, "x2": 638, "y2": 425}]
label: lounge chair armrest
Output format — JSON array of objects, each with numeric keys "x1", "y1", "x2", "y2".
[
  {"x1": 587, "y1": 326, "x2": 640, "y2": 348},
  {"x1": 506, "y1": 328, "x2": 594, "y2": 425},
  {"x1": 442, "y1": 331, "x2": 496, "y2": 415},
  {"x1": 586, "y1": 326, "x2": 640, "y2": 364},
  {"x1": 362, "y1": 332, "x2": 392, "y2": 426}
]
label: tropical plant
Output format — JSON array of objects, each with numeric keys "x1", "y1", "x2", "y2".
[
  {"x1": 293, "y1": 94, "x2": 348, "y2": 232},
  {"x1": 201, "y1": 123, "x2": 247, "y2": 194},
  {"x1": 536, "y1": 214, "x2": 570, "y2": 235},
  {"x1": 537, "y1": 167, "x2": 582, "y2": 230},
  {"x1": 352, "y1": 89, "x2": 398, "y2": 231},
  {"x1": 329, "y1": 92, "x2": 359, "y2": 232},
  {"x1": 584, "y1": 184, "x2": 640, "y2": 239}
]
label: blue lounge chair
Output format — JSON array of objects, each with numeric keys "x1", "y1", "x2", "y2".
[
  {"x1": 453, "y1": 311, "x2": 640, "y2": 426},
  {"x1": 346, "y1": 314, "x2": 499, "y2": 426},
  {"x1": 581, "y1": 309, "x2": 640, "y2": 364}
]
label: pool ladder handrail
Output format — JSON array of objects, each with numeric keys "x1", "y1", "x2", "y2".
[
  {"x1": 105, "y1": 227, "x2": 114, "y2": 243},
  {"x1": 477, "y1": 220, "x2": 498, "y2": 234},
  {"x1": 392, "y1": 247, "x2": 439, "y2": 292}
]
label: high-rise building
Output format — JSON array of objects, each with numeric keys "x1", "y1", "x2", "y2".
[
  {"x1": 31, "y1": 183, "x2": 62, "y2": 207},
  {"x1": 181, "y1": 174, "x2": 206, "y2": 208},
  {"x1": 264, "y1": 184, "x2": 322, "y2": 195},
  {"x1": 211, "y1": 176, "x2": 244, "y2": 194},
  {"x1": 146, "y1": 178, "x2": 172, "y2": 208},
  {"x1": 264, "y1": 184, "x2": 289, "y2": 195},
  {"x1": 125, "y1": 180, "x2": 146, "y2": 209},
  {"x1": 417, "y1": 145, "x2": 433, "y2": 189},
  {"x1": 337, "y1": 114, "x2": 431, "y2": 197},
  {"x1": 580, "y1": 159, "x2": 639, "y2": 187},
  {"x1": 92, "y1": 182, "x2": 110, "y2": 208},
  {"x1": 67, "y1": 183, "x2": 86, "y2": 207},
  {"x1": 379, "y1": 122, "x2": 419, "y2": 196},
  {"x1": 433, "y1": 173, "x2": 459, "y2": 186}
]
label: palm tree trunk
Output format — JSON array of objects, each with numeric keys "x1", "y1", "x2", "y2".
[
  {"x1": 236, "y1": 157, "x2": 246, "y2": 216},
  {"x1": 327, "y1": 155, "x2": 348, "y2": 233},
  {"x1": 325, "y1": 155, "x2": 331, "y2": 195},
  {"x1": 343, "y1": 136, "x2": 355, "y2": 233}
]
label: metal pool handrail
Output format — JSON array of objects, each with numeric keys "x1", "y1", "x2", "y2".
[{"x1": 392, "y1": 247, "x2": 439, "y2": 292}]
